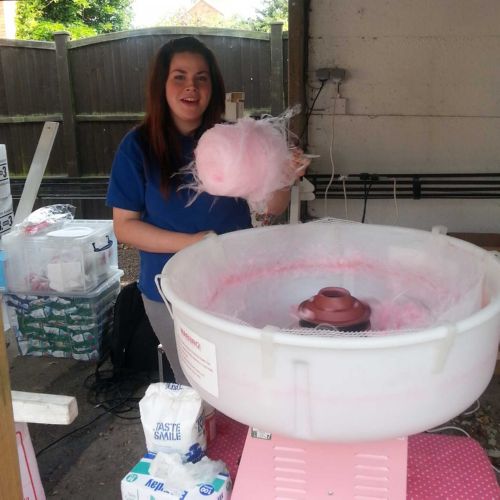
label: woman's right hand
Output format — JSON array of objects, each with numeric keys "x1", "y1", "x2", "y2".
[{"x1": 290, "y1": 147, "x2": 311, "y2": 180}]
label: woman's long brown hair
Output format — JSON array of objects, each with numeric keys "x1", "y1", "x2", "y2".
[{"x1": 138, "y1": 36, "x2": 226, "y2": 193}]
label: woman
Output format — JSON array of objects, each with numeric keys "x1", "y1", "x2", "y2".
[{"x1": 107, "y1": 36, "x2": 301, "y2": 384}]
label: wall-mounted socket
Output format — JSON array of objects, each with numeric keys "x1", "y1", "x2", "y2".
[
  {"x1": 331, "y1": 67, "x2": 346, "y2": 83},
  {"x1": 315, "y1": 67, "x2": 332, "y2": 83},
  {"x1": 315, "y1": 67, "x2": 347, "y2": 84}
]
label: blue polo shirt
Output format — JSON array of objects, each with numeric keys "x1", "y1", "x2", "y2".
[{"x1": 106, "y1": 128, "x2": 251, "y2": 301}]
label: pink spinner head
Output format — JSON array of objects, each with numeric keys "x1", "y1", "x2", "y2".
[{"x1": 298, "y1": 287, "x2": 371, "y2": 331}]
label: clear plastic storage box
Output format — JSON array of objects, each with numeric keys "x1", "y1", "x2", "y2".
[
  {"x1": 5, "y1": 270, "x2": 123, "y2": 361},
  {"x1": 3, "y1": 219, "x2": 118, "y2": 294}
]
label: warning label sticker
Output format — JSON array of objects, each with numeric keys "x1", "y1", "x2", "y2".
[{"x1": 177, "y1": 322, "x2": 219, "y2": 397}]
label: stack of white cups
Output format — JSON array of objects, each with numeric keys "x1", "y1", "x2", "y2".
[{"x1": 0, "y1": 145, "x2": 14, "y2": 238}]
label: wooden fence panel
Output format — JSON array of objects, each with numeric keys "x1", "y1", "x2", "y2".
[
  {"x1": 67, "y1": 28, "x2": 275, "y2": 176},
  {"x1": 1, "y1": 28, "x2": 287, "y2": 217},
  {"x1": 0, "y1": 123, "x2": 66, "y2": 175},
  {"x1": 0, "y1": 41, "x2": 65, "y2": 174},
  {"x1": 70, "y1": 37, "x2": 149, "y2": 113},
  {"x1": 69, "y1": 29, "x2": 271, "y2": 114},
  {"x1": 76, "y1": 120, "x2": 138, "y2": 175},
  {"x1": 0, "y1": 42, "x2": 59, "y2": 115}
]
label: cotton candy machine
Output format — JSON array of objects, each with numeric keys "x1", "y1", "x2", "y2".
[{"x1": 157, "y1": 221, "x2": 500, "y2": 497}]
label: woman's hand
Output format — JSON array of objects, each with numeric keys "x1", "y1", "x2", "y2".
[
  {"x1": 263, "y1": 149, "x2": 311, "y2": 216},
  {"x1": 290, "y1": 147, "x2": 311, "y2": 180}
]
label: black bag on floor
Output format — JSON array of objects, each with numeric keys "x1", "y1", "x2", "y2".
[{"x1": 110, "y1": 281, "x2": 174, "y2": 381}]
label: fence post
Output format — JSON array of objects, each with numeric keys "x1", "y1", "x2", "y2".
[
  {"x1": 270, "y1": 22, "x2": 284, "y2": 116},
  {"x1": 288, "y1": 0, "x2": 307, "y2": 143},
  {"x1": 54, "y1": 31, "x2": 79, "y2": 177}
]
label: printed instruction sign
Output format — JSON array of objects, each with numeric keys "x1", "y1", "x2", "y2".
[{"x1": 176, "y1": 321, "x2": 219, "y2": 397}]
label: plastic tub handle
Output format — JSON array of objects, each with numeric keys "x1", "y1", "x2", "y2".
[
  {"x1": 261, "y1": 326, "x2": 278, "y2": 378},
  {"x1": 155, "y1": 274, "x2": 174, "y2": 319},
  {"x1": 92, "y1": 236, "x2": 113, "y2": 252},
  {"x1": 432, "y1": 323, "x2": 458, "y2": 374}
]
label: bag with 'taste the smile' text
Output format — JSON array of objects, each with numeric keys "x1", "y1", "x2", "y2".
[{"x1": 139, "y1": 383, "x2": 206, "y2": 463}]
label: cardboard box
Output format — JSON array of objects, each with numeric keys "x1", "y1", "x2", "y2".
[
  {"x1": 224, "y1": 92, "x2": 245, "y2": 122},
  {"x1": 121, "y1": 452, "x2": 231, "y2": 500}
]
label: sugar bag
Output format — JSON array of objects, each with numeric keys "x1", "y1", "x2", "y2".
[{"x1": 139, "y1": 383, "x2": 206, "y2": 462}]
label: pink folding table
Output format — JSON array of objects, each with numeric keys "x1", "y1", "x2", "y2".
[{"x1": 207, "y1": 412, "x2": 500, "y2": 500}]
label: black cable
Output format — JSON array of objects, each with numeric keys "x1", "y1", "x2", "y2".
[
  {"x1": 35, "y1": 342, "x2": 162, "y2": 458},
  {"x1": 36, "y1": 376, "x2": 150, "y2": 457},
  {"x1": 300, "y1": 81, "x2": 326, "y2": 140},
  {"x1": 35, "y1": 401, "x2": 124, "y2": 458},
  {"x1": 361, "y1": 181, "x2": 373, "y2": 223},
  {"x1": 84, "y1": 368, "x2": 154, "y2": 418}
]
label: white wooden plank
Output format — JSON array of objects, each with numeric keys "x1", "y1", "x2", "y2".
[
  {"x1": 12, "y1": 390, "x2": 78, "y2": 425},
  {"x1": 13, "y1": 121, "x2": 59, "y2": 225}
]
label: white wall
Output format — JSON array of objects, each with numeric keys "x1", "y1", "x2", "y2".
[{"x1": 306, "y1": 0, "x2": 500, "y2": 232}]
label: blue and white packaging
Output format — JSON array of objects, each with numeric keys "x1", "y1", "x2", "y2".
[
  {"x1": 121, "y1": 452, "x2": 231, "y2": 500},
  {"x1": 139, "y1": 383, "x2": 206, "y2": 462}
]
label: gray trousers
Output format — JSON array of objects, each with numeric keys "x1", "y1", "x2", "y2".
[{"x1": 142, "y1": 295, "x2": 190, "y2": 386}]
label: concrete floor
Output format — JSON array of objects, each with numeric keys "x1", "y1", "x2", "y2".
[
  {"x1": 7, "y1": 327, "x2": 499, "y2": 499},
  {"x1": 8, "y1": 345, "x2": 146, "y2": 498}
]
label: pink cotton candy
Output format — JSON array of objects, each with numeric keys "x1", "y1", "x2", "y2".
[{"x1": 192, "y1": 117, "x2": 295, "y2": 210}]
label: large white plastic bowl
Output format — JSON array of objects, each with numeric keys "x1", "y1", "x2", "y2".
[{"x1": 159, "y1": 222, "x2": 500, "y2": 442}]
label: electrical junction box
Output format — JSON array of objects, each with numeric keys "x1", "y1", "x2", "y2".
[{"x1": 334, "y1": 97, "x2": 347, "y2": 115}]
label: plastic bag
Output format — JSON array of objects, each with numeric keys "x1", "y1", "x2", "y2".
[
  {"x1": 149, "y1": 452, "x2": 228, "y2": 493},
  {"x1": 18, "y1": 204, "x2": 75, "y2": 235},
  {"x1": 139, "y1": 383, "x2": 206, "y2": 462}
]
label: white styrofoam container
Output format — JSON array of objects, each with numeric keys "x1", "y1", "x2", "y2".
[
  {"x1": 0, "y1": 145, "x2": 14, "y2": 236},
  {"x1": 0, "y1": 145, "x2": 12, "y2": 199},
  {"x1": 158, "y1": 222, "x2": 500, "y2": 442},
  {"x1": 0, "y1": 195, "x2": 14, "y2": 236},
  {"x1": 3, "y1": 219, "x2": 118, "y2": 294}
]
